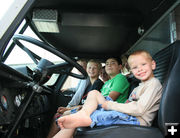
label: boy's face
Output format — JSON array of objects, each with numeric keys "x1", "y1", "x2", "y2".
[
  {"x1": 100, "y1": 68, "x2": 109, "y2": 82},
  {"x1": 105, "y1": 58, "x2": 121, "y2": 78},
  {"x1": 77, "y1": 61, "x2": 87, "y2": 70},
  {"x1": 128, "y1": 54, "x2": 156, "y2": 82},
  {"x1": 87, "y1": 62, "x2": 100, "y2": 79},
  {"x1": 76, "y1": 60, "x2": 87, "y2": 75}
]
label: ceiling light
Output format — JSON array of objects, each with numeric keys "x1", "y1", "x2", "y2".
[{"x1": 32, "y1": 9, "x2": 60, "y2": 33}]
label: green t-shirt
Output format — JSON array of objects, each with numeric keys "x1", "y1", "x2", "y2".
[{"x1": 101, "y1": 73, "x2": 129, "y2": 103}]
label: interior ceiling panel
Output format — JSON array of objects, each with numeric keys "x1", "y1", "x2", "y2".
[{"x1": 29, "y1": 0, "x2": 178, "y2": 59}]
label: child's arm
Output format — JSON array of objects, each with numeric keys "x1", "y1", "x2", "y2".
[
  {"x1": 57, "y1": 105, "x2": 82, "y2": 114},
  {"x1": 107, "y1": 74, "x2": 129, "y2": 101},
  {"x1": 103, "y1": 80, "x2": 162, "y2": 116},
  {"x1": 108, "y1": 91, "x2": 121, "y2": 101}
]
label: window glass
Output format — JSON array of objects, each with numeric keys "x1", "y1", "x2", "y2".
[
  {"x1": 62, "y1": 68, "x2": 80, "y2": 90},
  {"x1": 5, "y1": 23, "x2": 64, "y2": 65},
  {"x1": 3, "y1": 20, "x2": 65, "y2": 85}
]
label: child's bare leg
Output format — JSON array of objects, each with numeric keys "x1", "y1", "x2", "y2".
[
  {"x1": 58, "y1": 90, "x2": 106, "y2": 129},
  {"x1": 82, "y1": 90, "x2": 106, "y2": 115},
  {"x1": 58, "y1": 110, "x2": 92, "y2": 129},
  {"x1": 53, "y1": 128, "x2": 75, "y2": 138}
]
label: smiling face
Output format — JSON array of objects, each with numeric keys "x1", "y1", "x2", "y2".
[
  {"x1": 128, "y1": 52, "x2": 156, "y2": 82},
  {"x1": 87, "y1": 61, "x2": 101, "y2": 79},
  {"x1": 105, "y1": 58, "x2": 121, "y2": 79}
]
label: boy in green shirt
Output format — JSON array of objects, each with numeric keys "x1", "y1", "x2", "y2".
[
  {"x1": 52, "y1": 57, "x2": 130, "y2": 138},
  {"x1": 100, "y1": 57, "x2": 129, "y2": 103}
]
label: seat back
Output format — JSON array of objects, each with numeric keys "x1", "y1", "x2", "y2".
[{"x1": 153, "y1": 41, "x2": 180, "y2": 135}]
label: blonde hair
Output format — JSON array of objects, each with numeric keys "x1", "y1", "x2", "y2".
[
  {"x1": 121, "y1": 54, "x2": 130, "y2": 74},
  {"x1": 77, "y1": 58, "x2": 88, "y2": 70},
  {"x1": 128, "y1": 50, "x2": 153, "y2": 65},
  {"x1": 88, "y1": 59, "x2": 102, "y2": 70}
]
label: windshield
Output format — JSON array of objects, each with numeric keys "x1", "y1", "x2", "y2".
[
  {"x1": 2, "y1": 19, "x2": 66, "y2": 85},
  {"x1": 0, "y1": 0, "x2": 78, "y2": 87},
  {"x1": 1, "y1": 3, "x2": 67, "y2": 85},
  {"x1": 3, "y1": 19, "x2": 65, "y2": 64}
]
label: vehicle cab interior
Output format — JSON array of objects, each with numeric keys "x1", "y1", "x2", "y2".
[{"x1": 0, "y1": 0, "x2": 180, "y2": 138}]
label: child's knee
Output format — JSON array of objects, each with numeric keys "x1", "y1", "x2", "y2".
[{"x1": 88, "y1": 90, "x2": 100, "y2": 96}]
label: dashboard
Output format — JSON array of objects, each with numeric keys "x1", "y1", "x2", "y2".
[{"x1": 0, "y1": 85, "x2": 50, "y2": 126}]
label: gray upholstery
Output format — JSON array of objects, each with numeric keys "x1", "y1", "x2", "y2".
[{"x1": 154, "y1": 41, "x2": 180, "y2": 135}]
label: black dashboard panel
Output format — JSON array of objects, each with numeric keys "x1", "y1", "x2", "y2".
[
  {"x1": 0, "y1": 87, "x2": 17, "y2": 126},
  {"x1": 0, "y1": 62, "x2": 32, "y2": 82},
  {"x1": 0, "y1": 85, "x2": 50, "y2": 126}
]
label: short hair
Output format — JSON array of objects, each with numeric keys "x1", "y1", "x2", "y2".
[
  {"x1": 128, "y1": 50, "x2": 153, "y2": 64},
  {"x1": 88, "y1": 59, "x2": 102, "y2": 70},
  {"x1": 77, "y1": 58, "x2": 88, "y2": 63},
  {"x1": 106, "y1": 56, "x2": 122, "y2": 65}
]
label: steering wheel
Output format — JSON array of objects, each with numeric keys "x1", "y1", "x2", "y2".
[{"x1": 12, "y1": 34, "x2": 88, "y2": 81}]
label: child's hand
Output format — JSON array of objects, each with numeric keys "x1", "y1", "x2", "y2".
[
  {"x1": 57, "y1": 107, "x2": 68, "y2": 113},
  {"x1": 61, "y1": 88, "x2": 67, "y2": 92},
  {"x1": 102, "y1": 101, "x2": 109, "y2": 110},
  {"x1": 57, "y1": 119, "x2": 65, "y2": 130}
]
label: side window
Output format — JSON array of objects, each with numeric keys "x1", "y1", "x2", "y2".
[{"x1": 62, "y1": 68, "x2": 80, "y2": 90}]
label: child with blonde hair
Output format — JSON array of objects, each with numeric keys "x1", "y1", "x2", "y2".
[
  {"x1": 54, "y1": 50, "x2": 162, "y2": 138},
  {"x1": 47, "y1": 59, "x2": 104, "y2": 138},
  {"x1": 54, "y1": 50, "x2": 165, "y2": 137}
]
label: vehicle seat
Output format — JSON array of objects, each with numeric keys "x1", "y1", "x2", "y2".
[
  {"x1": 75, "y1": 41, "x2": 180, "y2": 138},
  {"x1": 126, "y1": 75, "x2": 140, "y2": 96}
]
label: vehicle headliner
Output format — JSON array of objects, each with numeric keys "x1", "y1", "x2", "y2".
[{"x1": 26, "y1": 0, "x2": 178, "y2": 60}]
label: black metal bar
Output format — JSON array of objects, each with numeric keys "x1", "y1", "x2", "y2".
[{"x1": 6, "y1": 90, "x2": 36, "y2": 138}]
